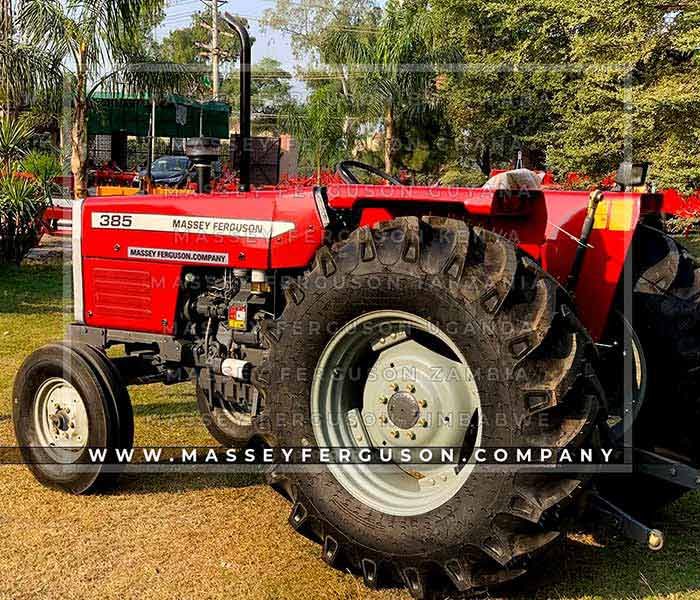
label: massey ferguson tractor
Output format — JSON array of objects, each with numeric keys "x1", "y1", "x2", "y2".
[{"x1": 12, "y1": 15, "x2": 700, "y2": 599}]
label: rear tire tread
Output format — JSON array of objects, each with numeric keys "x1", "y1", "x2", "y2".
[{"x1": 256, "y1": 218, "x2": 603, "y2": 598}]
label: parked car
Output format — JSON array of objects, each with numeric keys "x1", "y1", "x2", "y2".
[{"x1": 134, "y1": 155, "x2": 192, "y2": 188}]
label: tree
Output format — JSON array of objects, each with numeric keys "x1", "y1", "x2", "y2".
[
  {"x1": 0, "y1": 115, "x2": 49, "y2": 264},
  {"x1": 320, "y1": 0, "x2": 453, "y2": 173},
  {"x1": 222, "y1": 57, "x2": 293, "y2": 134},
  {"x1": 428, "y1": 0, "x2": 571, "y2": 175},
  {"x1": 431, "y1": 0, "x2": 700, "y2": 190},
  {"x1": 19, "y1": 0, "x2": 195, "y2": 198},
  {"x1": 280, "y1": 85, "x2": 349, "y2": 181},
  {"x1": 543, "y1": 0, "x2": 700, "y2": 192},
  {"x1": 0, "y1": 114, "x2": 35, "y2": 173},
  {"x1": 262, "y1": 0, "x2": 380, "y2": 60},
  {"x1": 157, "y1": 10, "x2": 249, "y2": 99},
  {"x1": 263, "y1": 0, "x2": 381, "y2": 147},
  {"x1": 0, "y1": 173, "x2": 48, "y2": 264},
  {"x1": 0, "y1": 0, "x2": 62, "y2": 119}
]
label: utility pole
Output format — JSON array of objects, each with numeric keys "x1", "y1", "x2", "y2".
[
  {"x1": 196, "y1": 0, "x2": 227, "y2": 101},
  {"x1": 211, "y1": 0, "x2": 219, "y2": 100}
]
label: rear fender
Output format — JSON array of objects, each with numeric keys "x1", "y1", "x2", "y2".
[
  {"x1": 328, "y1": 185, "x2": 659, "y2": 341},
  {"x1": 325, "y1": 184, "x2": 549, "y2": 260},
  {"x1": 541, "y1": 191, "x2": 661, "y2": 340}
]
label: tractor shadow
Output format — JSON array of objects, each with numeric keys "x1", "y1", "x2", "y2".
[
  {"x1": 497, "y1": 492, "x2": 700, "y2": 599},
  {"x1": 110, "y1": 470, "x2": 265, "y2": 495},
  {"x1": 132, "y1": 400, "x2": 198, "y2": 417}
]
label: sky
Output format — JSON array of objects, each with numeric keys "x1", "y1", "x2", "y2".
[{"x1": 154, "y1": 0, "x2": 298, "y2": 73}]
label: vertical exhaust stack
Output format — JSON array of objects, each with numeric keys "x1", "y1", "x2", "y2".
[
  {"x1": 223, "y1": 13, "x2": 252, "y2": 193},
  {"x1": 185, "y1": 137, "x2": 221, "y2": 194}
]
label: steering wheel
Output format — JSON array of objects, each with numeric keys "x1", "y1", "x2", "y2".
[{"x1": 336, "y1": 160, "x2": 402, "y2": 185}]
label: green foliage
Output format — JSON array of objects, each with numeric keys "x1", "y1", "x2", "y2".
[
  {"x1": 543, "y1": 2, "x2": 700, "y2": 193},
  {"x1": 18, "y1": 0, "x2": 195, "y2": 197},
  {"x1": 156, "y1": 11, "x2": 250, "y2": 99},
  {"x1": 316, "y1": 0, "x2": 454, "y2": 173},
  {"x1": 431, "y1": 0, "x2": 699, "y2": 190},
  {"x1": 262, "y1": 0, "x2": 381, "y2": 60},
  {"x1": 0, "y1": 41, "x2": 63, "y2": 117},
  {"x1": 222, "y1": 58, "x2": 293, "y2": 134},
  {"x1": 279, "y1": 86, "x2": 350, "y2": 180},
  {"x1": 0, "y1": 174, "x2": 48, "y2": 265},
  {"x1": 439, "y1": 165, "x2": 488, "y2": 187},
  {"x1": 158, "y1": 11, "x2": 243, "y2": 66},
  {"x1": 0, "y1": 116, "x2": 36, "y2": 174},
  {"x1": 21, "y1": 151, "x2": 62, "y2": 197}
]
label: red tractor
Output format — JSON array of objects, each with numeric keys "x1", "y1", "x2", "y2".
[{"x1": 13, "y1": 15, "x2": 699, "y2": 599}]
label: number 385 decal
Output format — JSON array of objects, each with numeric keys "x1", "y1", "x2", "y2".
[{"x1": 92, "y1": 213, "x2": 133, "y2": 228}]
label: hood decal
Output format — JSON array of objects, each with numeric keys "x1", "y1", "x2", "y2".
[{"x1": 91, "y1": 212, "x2": 295, "y2": 239}]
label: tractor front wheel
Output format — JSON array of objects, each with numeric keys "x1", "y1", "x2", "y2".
[{"x1": 13, "y1": 342, "x2": 133, "y2": 494}]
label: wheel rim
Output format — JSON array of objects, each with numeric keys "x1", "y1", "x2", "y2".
[
  {"x1": 311, "y1": 310, "x2": 482, "y2": 516},
  {"x1": 33, "y1": 377, "x2": 89, "y2": 461}
]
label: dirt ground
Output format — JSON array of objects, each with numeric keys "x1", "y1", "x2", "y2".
[{"x1": 1, "y1": 256, "x2": 699, "y2": 600}]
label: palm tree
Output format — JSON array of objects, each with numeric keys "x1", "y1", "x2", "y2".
[
  {"x1": 0, "y1": 114, "x2": 35, "y2": 174},
  {"x1": 0, "y1": 0, "x2": 63, "y2": 119},
  {"x1": 280, "y1": 87, "x2": 349, "y2": 183},
  {"x1": 321, "y1": 0, "x2": 453, "y2": 174},
  {"x1": 19, "y1": 0, "x2": 195, "y2": 198}
]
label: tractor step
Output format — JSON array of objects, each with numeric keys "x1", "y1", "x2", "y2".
[
  {"x1": 634, "y1": 449, "x2": 700, "y2": 490},
  {"x1": 587, "y1": 491, "x2": 665, "y2": 551}
]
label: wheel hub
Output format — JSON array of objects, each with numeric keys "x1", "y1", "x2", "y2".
[
  {"x1": 33, "y1": 378, "x2": 89, "y2": 457},
  {"x1": 387, "y1": 391, "x2": 420, "y2": 429},
  {"x1": 50, "y1": 411, "x2": 71, "y2": 432},
  {"x1": 311, "y1": 310, "x2": 482, "y2": 517}
]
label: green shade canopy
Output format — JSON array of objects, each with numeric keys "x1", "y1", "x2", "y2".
[{"x1": 88, "y1": 93, "x2": 230, "y2": 139}]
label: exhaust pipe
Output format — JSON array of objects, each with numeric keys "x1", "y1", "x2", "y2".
[{"x1": 223, "y1": 13, "x2": 252, "y2": 193}]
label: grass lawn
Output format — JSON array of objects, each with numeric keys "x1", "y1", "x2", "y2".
[{"x1": 0, "y1": 256, "x2": 699, "y2": 600}]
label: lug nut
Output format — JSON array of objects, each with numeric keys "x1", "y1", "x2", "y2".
[
  {"x1": 406, "y1": 384, "x2": 416, "y2": 393},
  {"x1": 391, "y1": 383, "x2": 399, "y2": 392},
  {"x1": 379, "y1": 395, "x2": 388, "y2": 404},
  {"x1": 418, "y1": 399, "x2": 427, "y2": 408},
  {"x1": 406, "y1": 431, "x2": 416, "y2": 441},
  {"x1": 379, "y1": 416, "x2": 388, "y2": 424},
  {"x1": 389, "y1": 430, "x2": 400, "y2": 439},
  {"x1": 418, "y1": 418, "x2": 428, "y2": 428}
]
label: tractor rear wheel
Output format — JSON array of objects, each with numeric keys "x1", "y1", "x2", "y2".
[
  {"x1": 13, "y1": 342, "x2": 133, "y2": 494},
  {"x1": 614, "y1": 224, "x2": 700, "y2": 510},
  {"x1": 254, "y1": 217, "x2": 602, "y2": 598}
]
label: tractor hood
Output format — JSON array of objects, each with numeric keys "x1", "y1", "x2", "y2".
[
  {"x1": 74, "y1": 189, "x2": 325, "y2": 334},
  {"x1": 77, "y1": 188, "x2": 325, "y2": 271}
]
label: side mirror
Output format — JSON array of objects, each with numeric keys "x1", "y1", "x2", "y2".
[{"x1": 615, "y1": 162, "x2": 649, "y2": 189}]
